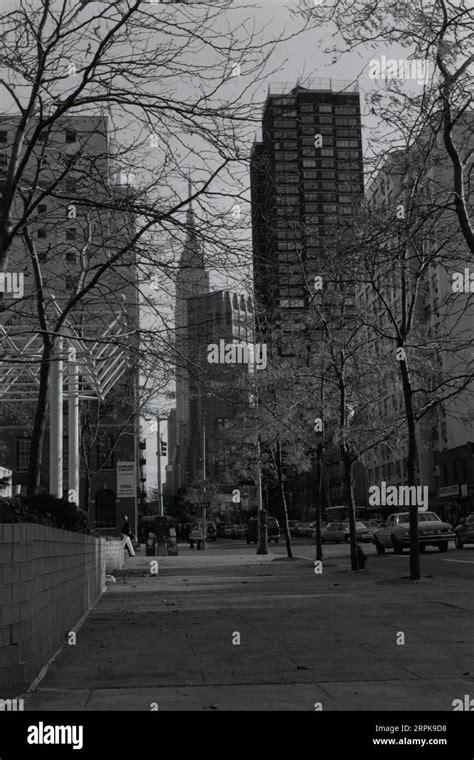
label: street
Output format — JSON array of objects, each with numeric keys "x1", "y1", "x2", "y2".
[{"x1": 216, "y1": 536, "x2": 474, "y2": 582}]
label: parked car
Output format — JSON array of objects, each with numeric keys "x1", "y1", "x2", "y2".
[
  {"x1": 293, "y1": 521, "x2": 311, "y2": 537},
  {"x1": 216, "y1": 523, "x2": 231, "y2": 538},
  {"x1": 366, "y1": 519, "x2": 384, "y2": 530},
  {"x1": 287, "y1": 520, "x2": 299, "y2": 537},
  {"x1": 246, "y1": 516, "x2": 281, "y2": 544},
  {"x1": 221, "y1": 524, "x2": 235, "y2": 538},
  {"x1": 305, "y1": 521, "x2": 316, "y2": 538},
  {"x1": 230, "y1": 524, "x2": 247, "y2": 539},
  {"x1": 372, "y1": 511, "x2": 455, "y2": 554},
  {"x1": 314, "y1": 521, "x2": 373, "y2": 544},
  {"x1": 454, "y1": 514, "x2": 474, "y2": 549}
]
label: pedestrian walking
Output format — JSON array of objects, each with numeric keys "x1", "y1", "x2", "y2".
[{"x1": 121, "y1": 514, "x2": 135, "y2": 557}]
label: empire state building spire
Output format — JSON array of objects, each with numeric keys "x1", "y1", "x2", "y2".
[{"x1": 178, "y1": 174, "x2": 209, "y2": 296}]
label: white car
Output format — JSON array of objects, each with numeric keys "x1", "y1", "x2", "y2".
[{"x1": 373, "y1": 511, "x2": 454, "y2": 554}]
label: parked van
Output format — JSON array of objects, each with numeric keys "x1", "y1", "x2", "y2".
[{"x1": 246, "y1": 516, "x2": 280, "y2": 544}]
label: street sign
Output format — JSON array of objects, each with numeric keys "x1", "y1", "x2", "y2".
[{"x1": 438, "y1": 485, "x2": 459, "y2": 497}]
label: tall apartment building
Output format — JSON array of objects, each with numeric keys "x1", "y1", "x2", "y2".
[
  {"x1": 250, "y1": 80, "x2": 365, "y2": 510},
  {"x1": 0, "y1": 114, "x2": 140, "y2": 534},
  {"x1": 250, "y1": 79, "x2": 363, "y2": 354},
  {"x1": 362, "y1": 123, "x2": 474, "y2": 521}
]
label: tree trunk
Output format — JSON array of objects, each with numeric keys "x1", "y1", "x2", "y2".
[
  {"x1": 27, "y1": 337, "x2": 52, "y2": 495},
  {"x1": 342, "y1": 443, "x2": 359, "y2": 571},
  {"x1": 314, "y1": 446, "x2": 324, "y2": 562},
  {"x1": 398, "y1": 352, "x2": 421, "y2": 580},
  {"x1": 276, "y1": 439, "x2": 293, "y2": 558}
]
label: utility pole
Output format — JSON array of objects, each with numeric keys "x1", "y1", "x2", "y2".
[
  {"x1": 202, "y1": 409, "x2": 207, "y2": 551},
  {"x1": 156, "y1": 414, "x2": 163, "y2": 517}
]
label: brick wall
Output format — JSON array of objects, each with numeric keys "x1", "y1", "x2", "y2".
[{"x1": 0, "y1": 524, "x2": 106, "y2": 697}]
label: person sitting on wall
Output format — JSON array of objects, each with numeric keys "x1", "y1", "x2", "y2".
[{"x1": 121, "y1": 515, "x2": 135, "y2": 557}]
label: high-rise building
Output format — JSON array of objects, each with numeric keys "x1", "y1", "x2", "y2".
[
  {"x1": 172, "y1": 191, "x2": 256, "y2": 500},
  {"x1": 0, "y1": 115, "x2": 140, "y2": 534},
  {"x1": 186, "y1": 289, "x2": 255, "y2": 487},
  {"x1": 250, "y1": 79, "x2": 363, "y2": 353},
  {"x1": 250, "y1": 80, "x2": 365, "y2": 511},
  {"x1": 174, "y1": 189, "x2": 209, "y2": 489}
]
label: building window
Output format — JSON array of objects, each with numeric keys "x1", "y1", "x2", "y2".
[
  {"x1": 66, "y1": 251, "x2": 77, "y2": 264},
  {"x1": 97, "y1": 434, "x2": 115, "y2": 470},
  {"x1": 38, "y1": 204, "x2": 47, "y2": 214},
  {"x1": 17, "y1": 437, "x2": 31, "y2": 470},
  {"x1": 317, "y1": 105, "x2": 332, "y2": 113},
  {"x1": 95, "y1": 489, "x2": 116, "y2": 528},
  {"x1": 38, "y1": 251, "x2": 47, "y2": 262},
  {"x1": 65, "y1": 275, "x2": 76, "y2": 289},
  {"x1": 0, "y1": 131, "x2": 7, "y2": 143},
  {"x1": 66, "y1": 228, "x2": 76, "y2": 241},
  {"x1": 65, "y1": 129, "x2": 77, "y2": 143},
  {"x1": 38, "y1": 229, "x2": 47, "y2": 239},
  {"x1": 0, "y1": 153, "x2": 7, "y2": 168}
]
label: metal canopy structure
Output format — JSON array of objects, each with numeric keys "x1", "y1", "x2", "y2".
[
  {"x1": 0, "y1": 297, "x2": 129, "y2": 402},
  {"x1": 0, "y1": 297, "x2": 131, "y2": 499}
]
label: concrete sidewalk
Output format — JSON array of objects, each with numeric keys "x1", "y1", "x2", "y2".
[{"x1": 23, "y1": 547, "x2": 474, "y2": 711}]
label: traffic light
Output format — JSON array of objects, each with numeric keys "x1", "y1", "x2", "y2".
[{"x1": 160, "y1": 439, "x2": 167, "y2": 456}]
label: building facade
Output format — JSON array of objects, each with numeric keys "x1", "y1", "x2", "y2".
[
  {"x1": 362, "y1": 123, "x2": 474, "y2": 520},
  {"x1": 0, "y1": 114, "x2": 140, "y2": 534}
]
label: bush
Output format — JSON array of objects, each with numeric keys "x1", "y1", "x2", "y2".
[{"x1": 0, "y1": 494, "x2": 92, "y2": 533}]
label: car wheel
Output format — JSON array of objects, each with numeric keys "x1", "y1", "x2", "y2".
[
  {"x1": 391, "y1": 535, "x2": 404, "y2": 554},
  {"x1": 438, "y1": 541, "x2": 448, "y2": 553},
  {"x1": 455, "y1": 534, "x2": 464, "y2": 549},
  {"x1": 374, "y1": 537, "x2": 385, "y2": 555}
]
